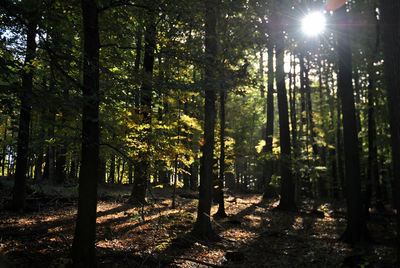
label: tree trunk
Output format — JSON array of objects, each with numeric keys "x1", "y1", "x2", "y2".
[
  {"x1": 274, "y1": 14, "x2": 296, "y2": 211},
  {"x1": 193, "y1": 0, "x2": 218, "y2": 239},
  {"x1": 215, "y1": 90, "x2": 227, "y2": 217},
  {"x1": 109, "y1": 154, "x2": 115, "y2": 183},
  {"x1": 55, "y1": 147, "x2": 66, "y2": 184},
  {"x1": 130, "y1": 12, "x2": 156, "y2": 205},
  {"x1": 262, "y1": 38, "x2": 275, "y2": 199},
  {"x1": 71, "y1": 0, "x2": 100, "y2": 266},
  {"x1": 128, "y1": 162, "x2": 133, "y2": 184},
  {"x1": 2, "y1": 116, "x2": 8, "y2": 177},
  {"x1": 381, "y1": 0, "x2": 400, "y2": 261},
  {"x1": 12, "y1": 21, "x2": 36, "y2": 211},
  {"x1": 336, "y1": 6, "x2": 368, "y2": 243},
  {"x1": 366, "y1": 65, "x2": 383, "y2": 214}
]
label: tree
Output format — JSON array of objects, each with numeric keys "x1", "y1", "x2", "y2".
[
  {"x1": 273, "y1": 7, "x2": 296, "y2": 211},
  {"x1": 129, "y1": 8, "x2": 156, "y2": 205},
  {"x1": 215, "y1": 89, "x2": 227, "y2": 218},
  {"x1": 11, "y1": 0, "x2": 39, "y2": 211},
  {"x1": 71, "y1": 0, "x2": 100, "y2": 265},
  {"x1": 380, "y1": 0, "x2": 400, "y2": 261},
  {"x1": 262, "y1": 37, "x2": 275, "y2": 199},
  {"x1": 193, "y1": 0, "x2": 218, "y2": 239},
  {"x1": 335, "y1": 5, "x2": 368, "y2": 243}
]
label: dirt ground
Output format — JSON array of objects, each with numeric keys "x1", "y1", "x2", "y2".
[{"x1": 0, "y1": 183, "x2": 398, "y2": 267}]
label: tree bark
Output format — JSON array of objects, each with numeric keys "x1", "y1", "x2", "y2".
[
  {"x1": 381, "y1": 0, "x2": 400, "y2": 261},
  {"x1": 274, "y1": 14, "x2": 296, "y2": 211},
  {"x1": 215, "y1": 90, "x2": 227, "y2": 217},
  {"x1": 71, "y1": 0, "x2": 100, "y2": 265},
  {"x1": 262, "y1": 39, "x2": 275, "y2": 199},
  {"x1": 336, "y1": 6, "x2": 368, "y2": 243},
  {"x1": 193, "y1": 0, "x2": 218, "y2": 239},
  {"x1": 12, "y1": 21, "x2": 37, "y2": 211},
  {"x1": 130, "y1": 11, "x2": 156, "y2": 205}
]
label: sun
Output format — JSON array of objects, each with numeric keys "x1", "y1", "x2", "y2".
[{"x1": 301, "y1": 12, "x2": 326, "y2": 36}]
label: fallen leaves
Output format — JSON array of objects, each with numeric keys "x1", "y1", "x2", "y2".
[{"x1": 0, "y1": 188, "x2": 398, "y2": 267}]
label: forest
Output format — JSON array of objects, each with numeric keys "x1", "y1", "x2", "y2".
[{"x1": 0, "y1": 0, "x2": 399, "y2": 267}]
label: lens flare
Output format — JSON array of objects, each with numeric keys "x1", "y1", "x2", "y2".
[{"x1": 301, "y1": 12, "x2": 326, "y2": 36}]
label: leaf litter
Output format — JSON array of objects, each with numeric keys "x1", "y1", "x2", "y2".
[{"x1": 0, "y1": 185, "x2": 398, "y2": 267}]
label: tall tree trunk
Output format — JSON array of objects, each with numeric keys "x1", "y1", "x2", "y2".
[
  {"x1": 71, "y1": 0, "x2": 100, "y2": 265},
  {"x1": 336, "y1": 6, "x2": 368, "y2": 243},
  {"x1": 289, "y1": 53, "x2": 297, "y2": 159},
  {"x1": 2, "y1": 116, "x2": 7, "y2": 177},
  {"x1": 193, "y1": 0, "x2": 218, "y2": 239},
  {"x1": 381, "y1": 0, "x2": 400, "y2": 261},
  {"x1": 328, "y1": 74, "x2": 339, "y2": 199},
  {"x1": 130, "y1": 12, "x2": 156, "y2": 205},
  {"x1": 12, "y1": 21, "x2": 36, "y2": 211},
  {"x1": 274, "y1": 14, "x2": 296, "y2": 211},
  {"x1": 262, "y1": 39, "x2": 275, "y2": 199},
  {"x1": 128, "y1": 162, "x2": 133, "y2": 184},
  {"x1": 366, "y1": 65, "x2": 382, "y2": 214},
  {"x1": 215, "y1": 90, "x2": 227, "y2": 217},
  {"x1": 109, "y1": 154, "x2": 115, "y2": 183}
]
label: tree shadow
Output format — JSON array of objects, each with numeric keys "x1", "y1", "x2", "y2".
[{"x1": 218, "y1": 198, "x2": 345, "y2": 267}]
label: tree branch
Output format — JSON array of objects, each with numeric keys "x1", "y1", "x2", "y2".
[{"x1": 98, "y1": 0, "x2": 149, "y2": 13}]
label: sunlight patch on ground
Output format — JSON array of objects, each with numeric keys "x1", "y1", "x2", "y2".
[{"x1": 292, "y1": 216, "x2": 304, "y2": 230}]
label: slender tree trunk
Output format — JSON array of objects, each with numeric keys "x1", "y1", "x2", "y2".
[
  {"x1": 45, "y1": 109, "x2": 55, "y2": 182},
  {"x1": 262, "y1": 39, "x2": 275, "y2": 199},
  {"x1": 193, "y1": 0, "x2": 218, "y2": 239},
  {"x1": 289, "y1": 53, "x2": 297, "y2": 158},
  {"x1": 274, "y1": 14, "x2": 296, "y2": 211},
  {"x1": 55, "y1": 148, "x2": 66, "y2": 184},
  {"x1": 12, "y1": 21, "x2": 37, "y2": 211},
  {"x1": 109, "y1": 154, "x2": 115, "y2": 183},
  {"x1": 2, "y1": 116, "x2": 7, "y2": 177},
  {"x1": 215, "y1": 90, "x2": 227, "y2": 217},
  {"x1": 328, "y1": 77, "x2": 339, "y2": 199},
  {"x1": 366, "y1": 65, "x2": 383, "y2": 214},
  {"x1": 336, "y1": 6, "x2": 368, "y2": 243},
  {"x1": 381, "y1": 0, "x2": 400, "y2": 261},
  {"x1": 130, "y1": 12, "x2": 156, "y2": 205},
  {"x1": 71, "y1": 0, "x2": 100, "y2": 265}
]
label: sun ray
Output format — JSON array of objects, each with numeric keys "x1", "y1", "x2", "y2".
[{"x1": 302, "y1": 12, "x2": 326, "y2": 36}]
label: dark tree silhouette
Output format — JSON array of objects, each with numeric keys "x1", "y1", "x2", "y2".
[
  {"x1": 336, "y1": 5, "x2": 368, "y2": 243},
  {"x1": 381, "y1": 0, "x2": 400, "y2": 262},
  {"x1": 71, "y1": 0, "x2": 100, "y2": 265},
  {"x1": 193, "y1": 0, "x2": 218, "y2": 239},
  {"x1": 13, "y1": 16, "x2": 37, "y2": 212},
  {"x1": 130, "y1": 12, "x2": 156, "y2": 205},
  {"x1": 274, "y1": 11, "x2": 296, "y2": 211},
  {"x1": 262, "y1": 38, "x2": 275, "y2": 199}
]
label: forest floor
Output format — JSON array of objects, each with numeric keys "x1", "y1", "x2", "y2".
[{"x1": 0, "y1": 179, "x2": 398, "y2": 267}]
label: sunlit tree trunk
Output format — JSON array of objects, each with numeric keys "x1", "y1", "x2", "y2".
[{"x1": 71, "y1": 0, "x2": 100, "y2": 265}]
